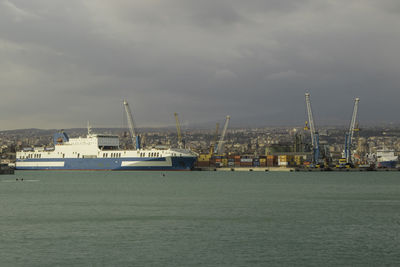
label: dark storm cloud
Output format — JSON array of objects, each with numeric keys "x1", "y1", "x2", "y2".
[{"x1": 0, "y1": 0, "x2": 399, "y2": 129}]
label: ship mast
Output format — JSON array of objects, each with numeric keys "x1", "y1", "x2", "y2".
[{"x1": 87, "y1": 121, "x2": 92, "y2": 135}]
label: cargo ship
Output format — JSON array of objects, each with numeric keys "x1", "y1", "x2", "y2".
[{"x1": 15, "y1": 129, "x2": 197, "y2": 171}]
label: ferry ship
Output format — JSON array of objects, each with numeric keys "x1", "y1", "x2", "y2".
[{"x1": 15, "y1": 129, "x2": 197, "y2": 171}]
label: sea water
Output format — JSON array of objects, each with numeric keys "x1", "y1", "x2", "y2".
[{"x1": 1, "y1": 171, "x2": 400, "y2": 266}]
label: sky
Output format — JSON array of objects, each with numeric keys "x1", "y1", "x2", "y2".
[{"x1": 0, "y1": 0, "x2": 399, "y2": 130}]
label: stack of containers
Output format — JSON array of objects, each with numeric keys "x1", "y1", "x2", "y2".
[
  {"x1": 294, "y1": 155, "x2": 304, "y2": 166},
  {"x1": 222, "y1": 158, "x2": 228, "y2": 167},
  {"x1": 240, "y1": 156, "x2": 253, "y2": 167},
  {"x1": 214, "y1": 155, "x2": 222, "y2": 167},
  {"x1": 259, "y1": 156, "x2": 267, "y2": 167},
  {"x1": 303, "y1": 161, "x2": 311, "y2": 167},
  {"x1": 197, "y1": 154, "x2": 211, "y2": 167},
  {"x1": 209, "y1": 157, "x2": 216, "y2": 167},
  {"x1": 253, "y1": 157, "x2": 260, "y2": 167},
  {"x1": 266, "y1": 155, "x2": 277, "y2": 167},
  {"x1": 228, "y1": 155, "x2": 235, "y2": 167},
  {"x1": 278, "y1": 155, "x2": 294, "y2": 167},
  {"x1": 234, "y1": 155, "x2": 241, "y2": 167}
]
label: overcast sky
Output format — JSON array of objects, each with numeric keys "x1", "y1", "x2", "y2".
[{"x1": 0, "y1": 0, "x2": 399, "y2": 130}]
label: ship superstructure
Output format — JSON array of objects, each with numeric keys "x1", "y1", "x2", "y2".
[{"x1": 16, "y1": 130, "x2": 197, "y2": 170}]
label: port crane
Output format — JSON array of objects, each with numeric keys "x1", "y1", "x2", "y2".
[
  {"x1": 215, "y1": 116, "x2": 230, "y2": 155},
  {"x1": 344, "y1": 98, "x2": 360, "y2": 164},
  {"x1": 305, "y1": 93, "x2": 320, "y2": 166},
  {"x1": 210, "y1": 123, "x2": 220, "y2": 155},
  {"x1": 123, "y1": 99, "x2": 140, "y2": 150},
  {"x1": 174, "y1": 112, "x2": 184, "y2": 148}
]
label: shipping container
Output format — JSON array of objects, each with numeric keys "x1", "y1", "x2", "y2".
[
  {"x1": 278, "y1": 155, "x2": 294, "y2": 163},
  {"x1": 196, "y1": 161, "x2": 210, "y2": 167},
  {"x1": 222, "y1": 159, "x2": 228, "y2": 166},
  {"x1": 267, "y1": 159, "x2": 277, "y2": 167}
]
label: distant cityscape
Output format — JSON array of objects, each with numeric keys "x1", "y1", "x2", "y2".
[{"x1": 1, "y1": 125, "x2": 399, "y2": 169}]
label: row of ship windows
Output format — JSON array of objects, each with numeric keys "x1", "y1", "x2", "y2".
[
  {"x1": 20, "y1": 154, "x2": 42, "y2": 159},
  {"x1": 20, "y1": 152, "x2": 175, "y2": 159},
  {"x1": 102, "y1": 153, "x2": 122, "y2": 158},
  {"x1": 140, "y1": 152, "x2": 162, "y2": 157},
  {"x1": 20, "y1": 154, "x2": 65, "y2": 159}
]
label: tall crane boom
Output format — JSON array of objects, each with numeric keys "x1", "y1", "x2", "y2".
[
  {"x1": 123, "y1": 99, "x2": 140, "y2": 149},
  {"x1": 305, "y1": 92, "x2": 320, "y2": 165},
  {"x1": 305, "y1": 93, "x2": 316, "y2": 148},
  {"x1": 174, "y1": 112, "x2": 183, "y2": 148},
  {"x1": 348, "y1": 98, "x2": 360, "y2": 146},
  {"x1": 345, "y1": 98, "x2": 360, "y2": 163},
  {"x1": 210, "y1": 123, "x2": 220, "y2": 154},
  {"x1": 215, "y1": 116, "x2": 230, "y2": 154}
]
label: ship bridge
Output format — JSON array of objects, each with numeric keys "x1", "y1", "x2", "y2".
[{"x1": 66, "y1": 134, "x2": 119, "y2": 150}]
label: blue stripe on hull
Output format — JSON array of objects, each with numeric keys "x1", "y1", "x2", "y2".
[
  {"x1": 378, "y1": 161, "x2": 397, "y2": 168},
  {"x1": 16, "y1": 157, "x2": 197, "y2": 171}
]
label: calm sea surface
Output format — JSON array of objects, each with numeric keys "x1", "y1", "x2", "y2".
[{"x1": 1, "y1": 171, "x2": 400, "y2": 266}]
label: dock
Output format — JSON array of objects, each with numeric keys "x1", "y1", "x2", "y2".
[
  {"x1": 195, "y1": 167, "x2": 400, "y2": 172},
  {"x1": 195, "y1": 167, "x2": 295, "y2": 172}
]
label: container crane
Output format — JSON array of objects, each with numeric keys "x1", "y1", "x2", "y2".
[
  {"x1": 174, "y1": 112, "x2": 184, "y2": 148},
  {"x1": 305, "y1": 93, "x2": 320, "y2": 166},
  {"x1": 215, "y1": 116, "x2": 230, "y2": 155},
  {"x1": 123, "y1": 99, "x2": 140, "y2": 150},
  {"x1": 210, "y1": 123, "x2": 220, "y2": 155},
  {"x1": 344, "y1": 98, "x2": 360, "y2": 164}
]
